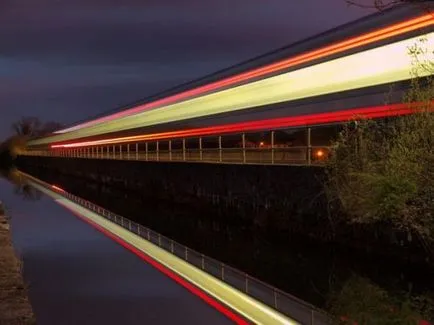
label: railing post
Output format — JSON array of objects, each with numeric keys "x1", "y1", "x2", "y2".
[
  {"x1": 182, "y1": 139, "x2": 186, "y2": 161},
  {"x1": 147, "y1": 228, "x2": 150, "y2": 241},
  {"x1": 307, "y1": 127, "x2": 312, "y2": 165},
  {"x1": 218, "y1": 136, "x2": 222, "y2": 162},
  {"x1": 271, "y1": 131, "x2": 275, "y2": 164},
  {"x1": 169, "y1": 140, "x2": 172, "y2": 161},
  {"x1": 135, "y1": 143, "x2": 139, "y2": 160},
  {"x1": 112, "y1": 145, "x2": 115, "y2": 159},
  {"x1": 221, "y1": 263, "x2": 225, "y2": 281},
  {"x1": 127, "y1": 144, "x2": 130, "y2": 160},
  {"x1": 311, "y1": 309, "x2": 315, "y2": 325},
  {"x1": 156, "y1": 141, "x2": 159, "y2": 161},
  {"x1": 201, "y1": 254, "x2": 205, "y2": 270},
  {"x1": 119, "y1": 144, "x2": 122, "y2": 160},
  {"x1": 273, "y1": 290, "x2": 278, "y2": 309},
  {"x1": 171, "y1": 241, "x2": 174, "y2": 253},
  {"x1": 199, "y1": 137, "x2": 203, "y2": 161},
  {"x1": 158, "y1": 233, "x2": 161, "y2": 246},
  {"x1": 145, "y1": 142, "x2": 148, "y2": 161},
  {"x1": 242, "y1": 133, "x2": 246, "y2": 164},
  {"x1": 185, "y1": 247, "x2": 188, "y2": 261},
  {"x1": 129, "y1": 220, "x2": 131, "y2": 231}
]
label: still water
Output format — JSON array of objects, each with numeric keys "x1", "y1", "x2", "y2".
[
  {"x1": 3, "y1": 167, "x2": 434, "y2": 324},
  {"x1": 0, "y1": 176, "x2": 233, "y2": 325}
]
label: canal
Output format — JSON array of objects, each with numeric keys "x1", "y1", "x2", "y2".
[
  {"x1": 2, "y1": 166, "x2": 434, "y2": 323},
  {"x1": 0, "y1": 175, "x2": 235, "y2": 325}
]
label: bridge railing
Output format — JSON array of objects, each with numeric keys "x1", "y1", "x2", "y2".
[
  {"x1": 48, "y1": 185, "x2": 330, "y2": 325},
  {"x1": 23, "y1": 126, "x2": 339, "y2": 166},
  {"x1": 23, "y1": 145, "x2": 331, "y2": 166}
]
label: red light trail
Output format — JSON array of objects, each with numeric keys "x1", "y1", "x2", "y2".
[
  {"x1": 57, "y1": 14, "x2": 434, "y2": 133},
  {"x1": 51, "y1": 102, "x2": 430, "y2": 148}
]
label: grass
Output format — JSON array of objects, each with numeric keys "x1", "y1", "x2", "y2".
[{"x1": 0, "y1": 206, "x2": 35, "y2": 325}]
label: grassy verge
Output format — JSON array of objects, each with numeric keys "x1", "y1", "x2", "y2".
[{"x1": 0, "y1": 207, "x2": 35, "y2": 324}]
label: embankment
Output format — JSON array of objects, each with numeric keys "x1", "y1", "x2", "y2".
[{"x1": 0, "y1": 209, "x2": 34, "y2": 324}]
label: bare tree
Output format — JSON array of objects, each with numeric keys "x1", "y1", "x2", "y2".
[
  {"x1": 346, "y1": 0, "x2": 429, "y2": 11},
  {"x1": 11, "y1": 117, "x2": 41, "y2": 137},
  {"x1": 11, "y1": 117, "x2": 63, "y2": 137}
]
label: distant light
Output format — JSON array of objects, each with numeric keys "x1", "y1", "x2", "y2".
[
  {"x1": 259, "y1": 141, "x2": 265, "y2": 147},
  {"x1": 316, "y1": 150, "x2": 324, "y2": 158},
  {"x1": 51, "y1": 185, "x2": 65, "y2": 192}
]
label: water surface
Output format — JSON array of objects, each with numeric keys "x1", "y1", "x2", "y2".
[{"x1": 0, "y1": 178, "x2": 233, "y2": 325}]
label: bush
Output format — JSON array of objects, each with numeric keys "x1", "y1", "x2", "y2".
[{"x1": 326, "y1": 38, "x2": 434, "y2": 244}]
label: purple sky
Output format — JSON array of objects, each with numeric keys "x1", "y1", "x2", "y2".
[{"x1": 0, "y1": 0, "x2": 374, "y2": 140}]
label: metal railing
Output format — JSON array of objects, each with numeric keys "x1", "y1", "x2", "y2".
[
  {"x1": 23, "y1": 127, "x2": 336, "y2": 166},
  {"x1": 23, "y1": 146, "x2": 330, "y2": 166},
  {"x1": 49, "y1": 185, "x2": 329, "y2": 325}
]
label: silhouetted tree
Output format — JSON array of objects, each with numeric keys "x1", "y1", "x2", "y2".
[
  {"x1": 10, "y1": 117, "x2": 63, "y2": 138},
  {"x1": 346, "y1": 0, "x2": 429, "y2": 10},
  {"x1": 11, "y1": 117, "x2": 41, "y2": 137}
]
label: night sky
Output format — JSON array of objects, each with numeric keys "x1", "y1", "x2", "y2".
[{"x1": 0, "y1": 0, "x2": 374, "y2": 140}]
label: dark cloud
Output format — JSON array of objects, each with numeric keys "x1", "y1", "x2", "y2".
[{"x1": 0, "y1": 0, "x2": 373, "y2": 139}]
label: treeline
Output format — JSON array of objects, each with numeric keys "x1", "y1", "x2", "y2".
[{"x1": 0, "y1": 117, "x2": 63, "y2": 167}]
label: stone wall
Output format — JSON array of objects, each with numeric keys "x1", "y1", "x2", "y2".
[{"x1": 17, "y1": 156, "x2": 329, "y2": 234}]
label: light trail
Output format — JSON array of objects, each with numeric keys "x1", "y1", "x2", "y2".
[
  {"x1": 30, "y1": 31, "x2": 434, "y2": 147},
  {"x1": 50, "y1": 102, "x2": 421, "y2": 148},
  {"x1": 25, "y1": 175, "x2": 299, "y2": 325},
  {"x1": 54, "y1": 14, "x2": 434, "y2": 134}
]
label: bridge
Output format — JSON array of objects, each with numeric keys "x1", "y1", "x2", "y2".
[
  {"x1": 15, "y1": 3, "x2": 434, "y2": 325},
  {"x1": 22, "y1": 4, "x2": 434, "y2": 166}
]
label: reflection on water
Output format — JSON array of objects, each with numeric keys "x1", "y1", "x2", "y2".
[
  {"x1": 1, "y1": 167, "x2": 41, "y2": 201},
  {"x1": 329, "y1": 275, "x2": 433, "y2": 325},
  {"x1": 3, "y1": 167, "x2": 433, "y2": 324},
  {"x1": 0, "y1": 168, "x2": 234, "y2": 325}
]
